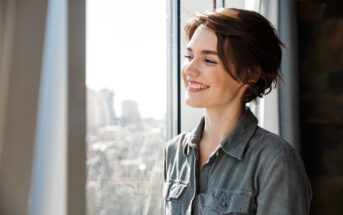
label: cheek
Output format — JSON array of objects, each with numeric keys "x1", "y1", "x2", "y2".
[
  {"x1": 181, "y1": 66, "x2": 188, "y2": 86},
  {"x1": 210, "y1": 73, "x2": 240, "y2": 94},
  {"x1": 204, "y1": 68, "x2": 223, "y2": 85},
  {"x1": 181, "y1": 66, "x2": 186, "y2": 80},
  {"x1": 222, "y1": 80, "x2": 243, "y2": 97}
]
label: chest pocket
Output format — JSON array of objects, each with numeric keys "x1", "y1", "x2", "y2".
[
  {"x1": 164, "y1": 181, "x2": 188, "y2": 215},
  {"x1": 204, "y1": 189, "x2": 254, "y2": 214}
]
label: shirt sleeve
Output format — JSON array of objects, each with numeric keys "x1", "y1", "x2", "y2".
[{"x1": 256, "y1": 146, "x2": 313, "y2": 215}]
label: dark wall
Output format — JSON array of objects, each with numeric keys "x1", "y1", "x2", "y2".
[{"x1": 298, "y1": 0, "x2": 343, "y2": 214}]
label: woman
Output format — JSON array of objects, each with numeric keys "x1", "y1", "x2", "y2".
[{"x1": 163, "y1": 8, "x2": 312, "y2": 215}]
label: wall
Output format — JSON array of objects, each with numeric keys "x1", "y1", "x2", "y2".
[{"x1": 298, "y1": 0, "x2": 343, "y2": 214}]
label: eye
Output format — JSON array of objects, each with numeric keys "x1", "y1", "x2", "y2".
[
  {"x1": 184, "y1": 55, "x2": 193, "y2": 61},
  {"x1": 205, "y1": 58, "x2": 217, "y2": 64}
]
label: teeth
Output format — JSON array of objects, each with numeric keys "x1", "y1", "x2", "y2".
[{"x1": 188, "y1": 82, "x2": 209, "y2": 89}]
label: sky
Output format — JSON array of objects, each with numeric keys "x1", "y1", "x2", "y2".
[{"x1": 86, "y1": 0, "x2": 167, "y2": 119}]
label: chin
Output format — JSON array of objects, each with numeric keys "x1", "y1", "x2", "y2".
[{"x1": 185, "y1": 98, "x2": 206, "y2": 108}]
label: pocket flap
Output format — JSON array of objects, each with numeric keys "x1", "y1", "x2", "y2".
[
  {"x1": 205, "y1": 189, "x2": 253, "y2": 214},
  {"x1": 166, "y1": 183, "x2": 187, "y2": 200}
]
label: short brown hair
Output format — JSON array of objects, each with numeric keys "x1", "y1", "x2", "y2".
[{"x1": 184, "y1": 8, "x2": 285, "y2": 106}]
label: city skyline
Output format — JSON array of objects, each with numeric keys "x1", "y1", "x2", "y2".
[{"x1": 87, "y1": 87, "x2": 166, "y2": 130}]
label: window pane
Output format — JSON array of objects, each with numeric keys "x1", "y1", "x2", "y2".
[
  {"x1": 86, "y1": 0, "x2": 167, "y2": 214},
  {"x1": 180, "y1": 0, "x2": 214, "y2": 132}
]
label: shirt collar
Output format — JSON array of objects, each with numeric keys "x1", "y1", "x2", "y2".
[{"x1": 183, "y1": 106, "x2": 258, "y2": 160}]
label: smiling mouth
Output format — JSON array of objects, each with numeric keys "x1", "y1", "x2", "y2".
[{"x1": 187, "y1": 81, "x2": 210, "y2": 92}]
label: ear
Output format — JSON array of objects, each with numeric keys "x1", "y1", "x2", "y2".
[
  {"x1": 247, "y1": 67, "x2": 261, "y2": 83},
  {"x1": 240, "y1": 67, "x2": 261, "y2": 90}
]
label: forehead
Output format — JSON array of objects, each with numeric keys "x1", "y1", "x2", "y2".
[{"x1": 187, "y1": 25, "x2": 217, "y2": 51}]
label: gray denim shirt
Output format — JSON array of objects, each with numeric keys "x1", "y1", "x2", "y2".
[{"x1": 163, "y1": 107, "x2": 312, "y2": 215}]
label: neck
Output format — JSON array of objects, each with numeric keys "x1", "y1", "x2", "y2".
[{"x1": 202, "y1": 102, "x2": 245, "y2": 148}]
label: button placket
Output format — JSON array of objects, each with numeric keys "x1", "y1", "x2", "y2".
[
  {"x1": 206, "y1": 148, "x2": 221, "y2": 184},
  {"x1": 202, "y1": 148, "x2": 220, "y2": 189},
  {"x1": 190, "y1": 147, "x2": 199, "y2": 214}
]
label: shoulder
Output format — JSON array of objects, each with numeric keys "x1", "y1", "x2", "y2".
[
  {"x1": 163, "y1": 132, "x2": 188, "y2": 160},
  {"x1": 247, "y1": 126, "x2": 308, "y2": 177},
  {"x1": 249, "y1": 126, "x2": 310, "y2": 184},
  {"x1": 250, "y1": 130, "x2": 313, "y2": 212},
  {"x1": 249, "y1": 126, "x2": 296, "y2": 159},
  {"x1": 164, "y1": 131, "x2": 188, "y2": 150}
]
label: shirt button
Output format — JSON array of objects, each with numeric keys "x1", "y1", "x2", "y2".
[
  {"x1": 221, "y1": 201, "x2": 228, "y2": 208},
  {"x1": 215, "y1": 151, "x2": 219, "y2": 156}
]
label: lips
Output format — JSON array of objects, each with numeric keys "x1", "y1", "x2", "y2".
[{"x1": 187, "y1": 80, "x2": 210, "y2": 92}]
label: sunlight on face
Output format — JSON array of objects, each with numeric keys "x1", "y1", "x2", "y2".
[{"x1": 181, "y1": 25, "x2": 248, "y2": 110}]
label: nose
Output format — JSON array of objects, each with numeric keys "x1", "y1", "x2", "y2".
[{"x1": 182, "y1": 58, "x2": 200, "y2": 77}]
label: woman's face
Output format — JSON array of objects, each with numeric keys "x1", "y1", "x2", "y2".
[{"x1": 182, "y1": 25, "x2": 247, "y2": 109}]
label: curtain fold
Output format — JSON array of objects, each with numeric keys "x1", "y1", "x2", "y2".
[
  {"x1": 29, "y1": 0, "x2": 67, "y2": 214},
  {"x1": 253, "y1": 0, "x2": 300, "y2": 151},
  {"x1": 0, "y1": 1, "x2": 48, "y2": 214},
  {"x1": 0, "y1": 0, "x2": 16, "y2": 166},
  {"x1": 248, "y1": 0, "x2": 280, "y2": 136},
  {"x1": 278, "y1": 0, "x2": 301, "y2": 150}
]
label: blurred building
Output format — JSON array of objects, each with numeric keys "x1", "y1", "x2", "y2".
[
  {"x1": 121, "y1": 100, "x2": 140, "y2": 124},
  {"x1": 87, "y1": 88, "x2": 117, "y2": 129}
]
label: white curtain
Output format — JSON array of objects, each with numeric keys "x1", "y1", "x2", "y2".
[
  {"x1": 0, "y1": 0, "x2": 49, "y2": 214},
  {"x1": 248, "y1": 0, "x2": 280, "y2": 136},
  {"x1": 0, "y1": 0, "x2": 16, "y2": 167},
  {"x1": 250, "y1": 0, "x2": 301, "y2": 149},
  {"x1": 0, "y1": 0, "x2": 86, "y2": 214},
  {"x1": 30, "y1": 0, "x2": 67, "y2": 214},
  {"x1": 278, "y1": 0, "x2": 301, "y2": 150}
]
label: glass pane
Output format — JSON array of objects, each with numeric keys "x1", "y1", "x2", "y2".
[
  {"x1": 180, "y1": 0, "x2": 214, "y2": 132},
  {"x1": 86, "y1": 0, "x2": 167, "y2": 214}
]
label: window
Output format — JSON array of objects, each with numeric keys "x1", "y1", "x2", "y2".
[
  {"x1": 86, "y1": 0, "x2": 167, "y2": 214},
  {"x1": 86, "y1": 0, "x2": 261, "y2": 214}
]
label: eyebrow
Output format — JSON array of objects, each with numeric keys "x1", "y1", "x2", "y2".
[{"x1": 187, "y1": 47, "x2": 218, "y2": 55}]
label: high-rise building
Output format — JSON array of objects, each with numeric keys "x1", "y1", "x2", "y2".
[
  {"x1": 121, "y1": 100, "x2": 140, "y2": 124},
  {"x1": 87, "y1": 88, "x2": 117, "y2": 129}
]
